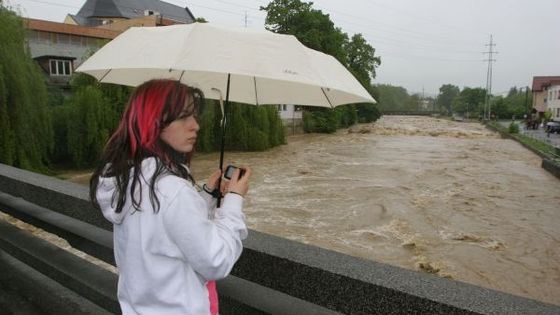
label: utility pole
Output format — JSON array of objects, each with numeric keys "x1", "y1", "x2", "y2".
[
  {"x1": 244, "y1": 11, "x2": 248, "y2": 27},
  {"x1": 524, "y1": 86, "x2": 530, "y2": 114},
  {"x1": 483, "y1": 35, "x2": 497, "y2": 120}
]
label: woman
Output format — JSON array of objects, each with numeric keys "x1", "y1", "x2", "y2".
[{"x1": 90, "y1": 79, "x2": 250, "y2": 314}]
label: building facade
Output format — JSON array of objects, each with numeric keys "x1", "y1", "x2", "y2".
[
  {"x1": 277, "y1": 104, "x2": 303, "y2": 134},
  {"x1": 532, "y1": 76, "x2": 560, "y2": 116},
  {"x1": 24, "y1": 18, "x2": 119, "y2": 86},
  {"x1": 547, "y1": 84, "x2": 560, "y2": 121},
  {"x1": 24, "y1": 0, "x2": 195, "y2": 87}
]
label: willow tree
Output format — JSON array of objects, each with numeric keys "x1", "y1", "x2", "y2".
[
  {"x1": 0, "y1": 7, "x2": 53, "y2": 171},
  {"x1": 51, "y1": 73, "x2": 130, "y2": 168}
]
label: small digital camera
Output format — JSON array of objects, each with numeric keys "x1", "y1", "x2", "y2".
[{"x1": 224, "y1": 165, "x2": 245, "y2": 180}]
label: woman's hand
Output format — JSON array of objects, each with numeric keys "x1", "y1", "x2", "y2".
[
  {"x1": 227, "y1": 166, "x2": 251, "y2": 197},
  {"x1": 205, "y1": 169, "x2": 222, "y2": 191}
]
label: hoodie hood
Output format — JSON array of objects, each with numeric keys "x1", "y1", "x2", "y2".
[
  {"x1": 96, "y1": 157, "x2": 193, "y2": 225},
  {"x1": 96, "y1": 157, "x2": 158, "y2": 225},
  {"x1": 97, "y1": 173, "x2": 130, "y2": 225}
]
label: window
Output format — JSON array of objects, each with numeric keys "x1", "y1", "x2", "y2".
[
  {"x1": 277, "y1": 105, "x2": 282, "y2": 111},
  {"x1": 282, "y1": 104, "x2": 287, "y2": 111},
  {"x1": 49, "y1": 59, "x2": 72, "y2": 76}
]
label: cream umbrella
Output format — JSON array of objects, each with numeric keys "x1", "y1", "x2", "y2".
[{"x1": 77, "y1": 22, "x2": 375, "y2": 205}]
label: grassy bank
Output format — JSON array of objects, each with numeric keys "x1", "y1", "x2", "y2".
[{"x1": 487, "y1": 121, "x2": 559, "y2": 161}]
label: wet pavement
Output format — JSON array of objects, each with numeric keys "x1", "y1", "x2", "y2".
[{"x1": 500, "y1": 120, "x2": 560, "y2": 150}]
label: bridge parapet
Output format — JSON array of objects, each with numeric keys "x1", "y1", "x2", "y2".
[{"x1": 0, "y1": 163, "x2": 559, "y2": 314}]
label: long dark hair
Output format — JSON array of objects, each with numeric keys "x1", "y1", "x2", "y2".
[{"x1": 90, "y1": 79, "x2": 204, "y2": 213}]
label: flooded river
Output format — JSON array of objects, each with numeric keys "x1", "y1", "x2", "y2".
[
  {"x1": 191, "y1": 115, "x2": 560, "y2": 305},
  {"x1": 3, "y1": 115, "x2": 558, "y2": 305}
]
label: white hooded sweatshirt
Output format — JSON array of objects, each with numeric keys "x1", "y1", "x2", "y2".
[{"x1": 97, "y1": 157, "x2": 248, "y2": 315}]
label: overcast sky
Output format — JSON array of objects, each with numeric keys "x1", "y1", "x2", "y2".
[{"x1": 6, "y1": 0, "x2": 560, "y2": 96}]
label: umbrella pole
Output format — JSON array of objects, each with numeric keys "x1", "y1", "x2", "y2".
[{"x1": 217, "y1": 73, "x2": 231, "y2": 207}]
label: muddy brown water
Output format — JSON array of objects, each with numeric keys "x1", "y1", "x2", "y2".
[
  {"x1": 192, "y1": 116, "x2": 560, "y2": 305},
  {"x1": 4, "y1": 116, "x2": 559, "y2": 305}
]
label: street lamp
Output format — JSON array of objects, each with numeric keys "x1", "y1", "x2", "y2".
[{"x1": 519, "y1": 86, "x2": 530, "y2": 113}]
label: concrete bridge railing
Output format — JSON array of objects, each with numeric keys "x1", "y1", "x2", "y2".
[{"x1": 1, "y1": 163, "x2": 559, "y2": 314}]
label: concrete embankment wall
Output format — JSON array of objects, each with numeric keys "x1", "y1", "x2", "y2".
[{"x1": 1, "y1": 163, "x2": 559, "y2": 314}]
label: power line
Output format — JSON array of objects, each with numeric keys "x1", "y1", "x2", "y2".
[
  {"x1": 11, "y1": 0, "x2": 490, "y2": 63},
  {"x1": 192, "y1": 0, "x2": 486, "y2": 51},
  {"x1": 186, "y1": 2, "x2": 264, "y2": 22},
  {"x1": 357, "y1": 0, "x2": 488, "y2": 37},
  {"x1": 312, "y1": 4, "x2": 484, "y2": 47}
]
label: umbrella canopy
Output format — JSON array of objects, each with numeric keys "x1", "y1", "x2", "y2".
[{"x1": 76, "y1": 23, "x2": 375, "y2": 107}]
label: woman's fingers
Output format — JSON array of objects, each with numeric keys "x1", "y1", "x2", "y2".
[
  {"x1": 228, "y1": 166, "x2": 251, "y2": 196},
  {"x1": 220, "y1": 180, "x2": 228, "y2": 195},
  {"x1": 206, "y1": 169, "x2": 222, "y2": 190}
]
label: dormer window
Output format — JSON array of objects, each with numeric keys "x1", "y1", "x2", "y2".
[
  {"x1": 144, "y1": 10, "x2": 160, "y2": 16},
  {"x1": 49, "y1": 59, "x2": 72, "y2": 76}
]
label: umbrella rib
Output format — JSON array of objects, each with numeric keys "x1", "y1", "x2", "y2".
[
  {"x1": 321, "y1": 87, "x2": 334, "y2": 108},
  {"x1": 99, "y1": 69, "x2": 112, "y2": 82},
  {"x1": 253, "y1": 77, "x2": 259, "y2": 106},
  {"x1": 178, "y1": 70, "x2": 185, "y2": 82}
]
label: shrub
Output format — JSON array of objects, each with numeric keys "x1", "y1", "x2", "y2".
[{"x1": 508, "y1": 122, "x2": 519, "y2": 134}]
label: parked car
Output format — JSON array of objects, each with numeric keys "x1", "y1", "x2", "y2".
[{"x1": 546, "y1": 121, "x2": 560, "y2": 135}]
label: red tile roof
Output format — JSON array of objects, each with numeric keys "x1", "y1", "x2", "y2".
[
  {"x1": 532, "y1": 76, "x2": 560, "y2": 91},
  {"x1": 23, "y1": 18, "x2": 120, "y2": 39}
]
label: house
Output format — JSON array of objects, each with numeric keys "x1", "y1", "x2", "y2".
[
  {"x1": 546, "y1": 84, "x2": 560, "y2": 121},
  {"x1": 64, "y1": 0, "x2": 195, "y2": 29},
  {"x1": 277, "y1": 105, "x2": 303, "y2": 134},
  {"x1": 532, "y1": 76, "x2": 560, "y2": 119},
  {"x1": 24, "y1": 18, "x2": 120, "y2": 87},
  {"x1": 24, "y1": 0, "x2": 196, "y2": 87}
]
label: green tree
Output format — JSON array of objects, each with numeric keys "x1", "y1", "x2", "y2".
[
  {"x1": 490, "y1": 87, "x2": 531, "y2": 119},
  {"x1": 407, "y1": 93, "x2": 422, "y2": 111},
  {"x1": 452, "y1": 87, "x2": 486, "y2": 117},
  {"x1": 345, "y1": 33, "x2": 381, "y2": 85},
  {"x1": 0, "y1": 7, "x2": 53, "y2": 171},
  {"x1": 336, "y1": 105, "x2": 357, "y2": 128},
  {"x1": 437, "y1": 84, "x2": 460, "y2": 115},
  {"x1": 261, "y1": 0, "x2": 348, "y2": 63},
  {"x1": 196, "y1": 100, "x2": 220, "y2": 152},
  {"x1": 345, "y1": 34, "x2": 381, "y2": 123},
  {"x1": 66, "y1": 86, "x2": 115, "y2": 167},
  {"x1": 261, "y1": 0, "x2": 381, "y2": 129},
  {"x1": 219, "y1": 103, "x2": 285, "y2": 151},
  {"x1": 47, "y1": 72, "x2": 129, "y2": 167},
  {"x1": 265, "y1": 106, "x2": 285, "y2": 147},
  {"x1": 375, "y1": 84, "x2": 410, "y2": 112},
  {"x1": 303, "y1": 107, "x2": 339, "y2": 133}
]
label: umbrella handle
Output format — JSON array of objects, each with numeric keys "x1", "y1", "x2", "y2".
[
  {"x1": 211, "y1": 87, "x2": 225, "y2": 208},
  {"x1": 211, "y1": 74, "x2": 230, "y2": 208}
]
